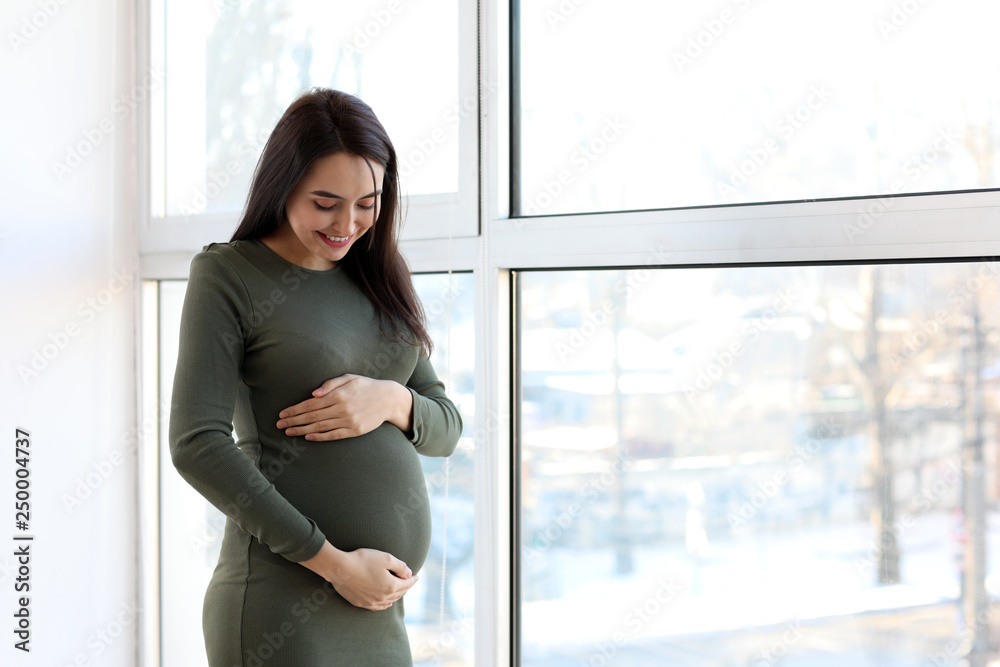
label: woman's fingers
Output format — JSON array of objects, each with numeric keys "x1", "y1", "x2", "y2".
[
  {"x1": 372, "y1": 575, "x2": 418, "y2": 611},
  {"x1": 278, "y1": 395, "x2": 334, "y2": 422},
  {"x1": 302, "y1": 425, "x2": 346, "y2": 442},
  {"x1": 328, "y1": 548, "x2": 419, "y2": 610},
  {"x1": 278, "y1": 411, "x2": 332, "y2": 430},
  {"x1": 313, "y1": 374, "x2": 356, "y2": 397},
  {"x1": 278, "y1": 375, "x2": 356, "y2": 421},
  {"x1": 276, "y1": 376, "x2": 360, "y2": 428},
  {"x1": 276, "y1": 394, "x2": 352, "y2": 432},
  {"x1": 276, "y1": 374, "x2": 389, "y2": 439},
  {"x1": 278, "y1": 416, "x2": 364, "y2": 440},
  {"x1": 388, "y1": 558, "x2": 413, "y2": 580}
]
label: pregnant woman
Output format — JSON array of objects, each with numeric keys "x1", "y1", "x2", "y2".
[{"x1": 169, "y1": 88, "x2": 462, "y2": 666}]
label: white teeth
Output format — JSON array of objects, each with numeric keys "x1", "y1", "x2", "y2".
[{"x1": 323, "y1": 233, "x2": 348, "y2": 242}]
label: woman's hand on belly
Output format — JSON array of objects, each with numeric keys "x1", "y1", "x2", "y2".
[
  {"x1": 276, "y1": 374, "x2": 414, "y2": 441},
  {"x1": 299, "y1": 539, "x2": 418, "y2": 611}
]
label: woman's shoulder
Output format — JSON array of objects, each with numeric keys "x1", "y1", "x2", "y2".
[
  {"x1": 185, "y1": 240, "x2": 274, "y2": 299},
  {"x1": 191, "y1": 239, "x2": 269, "y2": 278},
  {"x1": 196, "y1": 239, "x2": 252, "y2": 262}
]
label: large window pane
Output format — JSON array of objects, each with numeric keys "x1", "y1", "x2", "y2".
[
  {"x1": 158, "y1": 272, "x2": 475, "y2": 666},
  {"x1": 409, "y1": 272, "x2": 477, "y2": 666},
  {"x1": 519, "y1": 262, "x2": 1000, "y2": 665},
  {"x1": 154, "y1": 0, "x2": 460, "y2": 219},
  {"x1": 158, "y1": 280, "x2": 212, "y2": 667},
  {"x1": 518, "y1": 0, "x2": 1000, "y2": 215}
]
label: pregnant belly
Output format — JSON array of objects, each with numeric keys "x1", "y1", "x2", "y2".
[{"x1": 263, "y1": 423, "x2": 432, "y2": 572}]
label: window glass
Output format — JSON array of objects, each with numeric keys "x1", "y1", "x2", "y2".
[
  {"x1": 520, "y1": 262, "x2": 1000, "y2": 664},
  {"x1": 158, "y1": 280, "x2": 215, "y2": 667},
  {"x1": 155, "y1": 0, "x2": 460, "y2": 220},
  {"x1": 518, "y1": 0, "x2": 1000, "y2": 214},
  {"x1": 408, "y1": 272, "x2": 476, "y2": 665}
]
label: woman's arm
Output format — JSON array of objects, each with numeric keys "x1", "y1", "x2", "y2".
[
  {"x1": 170, "y1": 248, "x2": 419, "y2": 608},
  {"x1": 300, "y1": 540, "x2": 418, "y2": 611},
  {"x1": 275, "y1": 355, "x2": 463, "y2": 457},
  {"x1": 169, "y1": 248, "x2": 326, "y2": 562},
  {"x1": 276, "y1": 374, "x2": 413, "y2": 440},
  {"x1": 402, "y1": 354, "x2": 463, "y2": 457}
]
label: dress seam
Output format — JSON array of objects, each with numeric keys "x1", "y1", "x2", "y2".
[{"x1": 239, "y1": 531, "x2": 253, "y2": 667}]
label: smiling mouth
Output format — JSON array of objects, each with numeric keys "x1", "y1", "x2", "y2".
[{"x1": 316, "y1": 231, "x2": 353, "y2": 248}]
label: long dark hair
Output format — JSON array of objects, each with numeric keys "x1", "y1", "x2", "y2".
[{"x1": 231, "y1": 88, "x2": 432, "y2": 356}]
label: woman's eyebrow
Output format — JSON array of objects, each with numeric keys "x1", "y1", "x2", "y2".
[{"x1": 310, "y1": 189, "x2": 383, "y2": 199}]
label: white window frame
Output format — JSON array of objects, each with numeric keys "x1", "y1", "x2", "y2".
[
  {"x1": 135, "y1": 1, "x2": 1000, "y2": 666},
  {"x1": 136, "y1": 0, "x2": 480, "y2": 257}
]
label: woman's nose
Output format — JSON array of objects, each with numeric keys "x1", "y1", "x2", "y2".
[{"x1": 332, "y1": 206, "x2": 356, "y2": 229}]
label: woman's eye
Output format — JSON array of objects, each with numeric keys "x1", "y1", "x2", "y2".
[{"x1": 313, "y1": 200, "x2": 374, "y2": 212}]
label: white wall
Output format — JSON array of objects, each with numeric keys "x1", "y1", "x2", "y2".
[{"x1": 0, "y1": 0, "x2": 139, "y2": 665}]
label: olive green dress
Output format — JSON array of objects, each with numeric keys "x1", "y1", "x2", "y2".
[{"x1": 169, "y1": 239, "x2": 461, "y2": 666}]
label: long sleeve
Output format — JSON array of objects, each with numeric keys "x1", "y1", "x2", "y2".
[
  {"x1": 404, "y1": 354, "x2": 463, "y2": 457},
  {"x1": 168, "y1": 249, "x2": 326, "y2": 563}
]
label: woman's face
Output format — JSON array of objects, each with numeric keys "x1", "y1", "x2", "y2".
[{"x1": 280, "y1": 152, "x2": 385, "y2": 270}]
